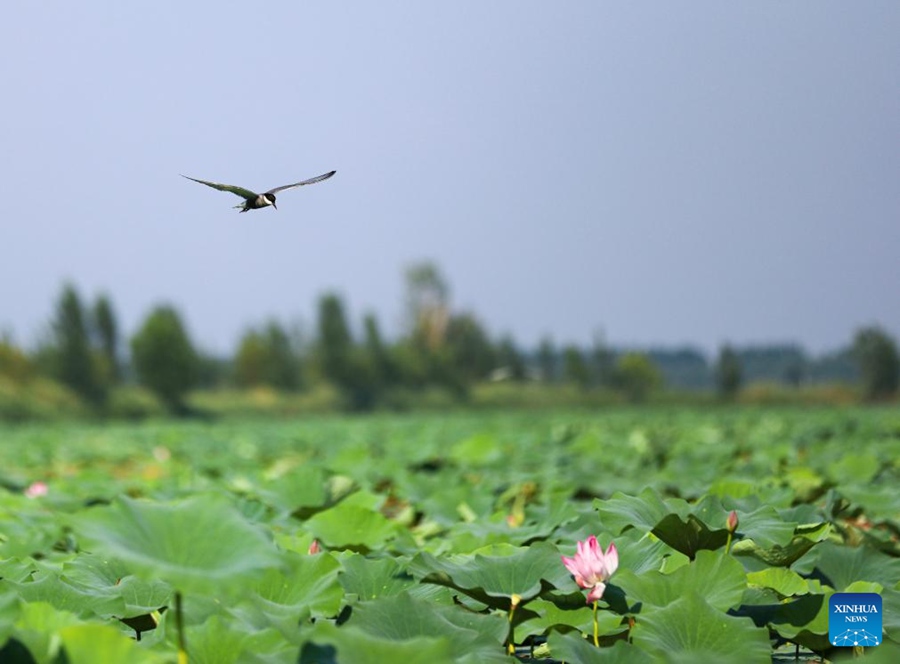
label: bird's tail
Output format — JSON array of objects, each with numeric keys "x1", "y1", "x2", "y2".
[{"x1": 233, "y1": 203, "x2": 248, "y2": 213}]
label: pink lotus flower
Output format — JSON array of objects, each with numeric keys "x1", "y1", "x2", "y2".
[
  {"x1": 308, "y1": 539, "x2": 321, "y2": 555},
  {"x1": 24, "y1": 481, "x2": 48, "y2": 499},
  {"x1": 726, "y1": 510, "x2": 739, "y2": 533},
  {"x1": 561, "y1": 536, "x2": 618, "y2": 603}
]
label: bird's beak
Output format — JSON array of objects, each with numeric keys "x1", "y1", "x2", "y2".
[{"x1": 273, "y1": 203, "x2": 278, "y2": 210}]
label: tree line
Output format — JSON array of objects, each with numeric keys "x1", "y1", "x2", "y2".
[{"x1": 1, "y1": 262, "x2": 898, "y2": 414}]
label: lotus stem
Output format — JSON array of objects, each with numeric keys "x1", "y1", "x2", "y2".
[
  {"x1": 592, "y1": 600, "x2": 599, "y2": 647},
  {"x1": 507, "y1": 594, "x2": 521, "y2": 656}
]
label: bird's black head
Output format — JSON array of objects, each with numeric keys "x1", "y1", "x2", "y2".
[{"x1": 263, "y1": 193, "x2": 278, "y2": 209}]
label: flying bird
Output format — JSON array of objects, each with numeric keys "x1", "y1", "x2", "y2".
[{"x1": 181, "y1": 170, "x2": 336, "y2": 212}]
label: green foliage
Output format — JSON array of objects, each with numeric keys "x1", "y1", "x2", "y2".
[
  {"x1": 50, "y1": 283, "x2": 107, "y2": 405},
  {"x1": 316, "y1": 293, "x2": 354, "y2": 386},
  {"x1": 130, "y1": 305, "x2": 198, "y2": 412},
  {"x1": 563, "y1": 344, "x2": 590, "y2": 388},
  {"x1": 613, "y1": 352, "x2": 662, "y2": 402},
  {"x1": 715, "y1": 344, "x2": 742, "y2": 400},
  {"x1": 537, "y1": 336, "x2": 557, "y2": 382},
  {"x1": 0, "y1": 339, "x2": 34, "y2": 383},
  {"x1": 1, "y1": 408, "x2": 899, "y2": 661},
  {"x1": 445, "y1": 313, "x2": 495, "y2": 383},
  {"x1": 495, "y1": 335, "x2": 526, "y2": 381},
  {"x1": 235, "y1": 321, "x2": 300, "y2": 390},
  {"x1": 91, "y1": 294, "x2": 120, "y2": 383},
  {"x1": 853, "y1": 325, "x2": 900, "y2": 400},
  {"x1": 404, "y1": 261, "x2": 450, "y2": 349}
]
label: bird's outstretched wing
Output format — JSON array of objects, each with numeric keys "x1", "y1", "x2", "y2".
[
  {"x1": 181, "y1": 175, "x2": 258, "y2": 200},
  {"x1": 266, "y1": 170, "x2": 336, "y2": 195}
]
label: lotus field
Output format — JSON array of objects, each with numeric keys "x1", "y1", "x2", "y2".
[{"x1": 1, "y1": 407, "x2": 899, "y2": 663}]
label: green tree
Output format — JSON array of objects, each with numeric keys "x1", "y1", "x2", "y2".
[
  {"x1": 614, "y1": 352, "x2": 662, "y2": 403},
  {"x1": 234, "y1": 329, "x2": 268, "y2": 388},
  {"x1": 92, "y1": 294, "x2": 121, "y2": 383},
  {"x1": 261, "y1": 321, "x2": 300, "y2": 390},
  {"x1": 0, "y1": 336, "x2": 34, "y2": 383},
  {"x1": 590, "y1": 331, "x2": 615, "y2": 388},
  {"x1": 562, "y1": 345, "x2": 590, "y2": 389},
  {"x1": 131, "y1": 305, "x2": 198, "y2": 412},
  {"x1": 363, "y1": 312, "x2": 393, "y2": 389},
  {"x1": 495, "y1": 335, "x2": 526, "y2": 381},
  {"x1": 853, "y1": 326, "x2": 900, "y2": 400},
  {"x1": 52, "y1": 284, "x2": 106, "y2": 405},
  {"x1": 316, "y1": 293, "x2": 354, "y2": 387},
  {"x1": 715, "y1": 344, "x2": 742, "y2": 400},
  {"x1": 537, "y1": 337, "x2": 557, "y2": 382},
  {"x1": 445, "y1": 313, "x2": 495, "y2": 382},
  {"x1": 234, "y1": 321, "x2": 301, "y2": 390},
  {"x1": 405, "y1": 261, "x2": 450, "y2": 350}
]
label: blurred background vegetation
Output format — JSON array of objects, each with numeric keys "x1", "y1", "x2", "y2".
[{"x1": 1, "y1": 260, "x2": 897, "y2": 422}]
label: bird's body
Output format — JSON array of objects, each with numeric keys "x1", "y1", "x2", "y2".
[{"x1": 181, "y1": 170, "x2": 335, "y2": 212}]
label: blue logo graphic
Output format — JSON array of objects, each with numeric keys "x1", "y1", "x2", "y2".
[{"x1": 829, "y1": 592, "x2": 882, "y2": 647}]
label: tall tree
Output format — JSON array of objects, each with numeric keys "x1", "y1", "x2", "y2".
[
  {"x1": 131, "y1": 305, "x2": 198, "y2": 412},
  {"x1": 853, "y1": 326, "x2": 900, "y2": 400},
  {"x1": 363, "y1": 312, "x2": 392, "y2": 388},
  {"x1": 52, "y1": 283, "x2": 106, "y2": 405},
  {"x1": 562, "y1": 345, "x2": 590, "y2": 389},
  {"x1": 496, "y1": 335, "x2": 526, "y2": 381},
  {"x1": 92, "y1": 294, "x2": 120, "y2": 383},
  {"x1": 0, "y1": 336, "x2": 34, "y2": 383},
  {"x1": 715, "y1": 344, "x2": 742, "y2": 400},
  {"x1": 590, "y1": 330, "x2": 615, "y2": 388},
  {"x1": 445, "y1": 312, "x2": 495, "y2": 382},
  {"x1": 262, "y1": 321, "x2": 300, "y2": 390},
  {"x1": 537, "y1": 337, "x2": 557, "y2": 382},
  {"x1": 234, "y1": 329, "x2": 267, "y2": 388},
  {"x1": 614, "y1": 352, "x2": 662, "y2": 403},
  {"x1": 316, "y1": 293, "x2": 354, "y2": 387},
  {"x1": 404, "y1": 261, "x2": 450, "y2": 350}
]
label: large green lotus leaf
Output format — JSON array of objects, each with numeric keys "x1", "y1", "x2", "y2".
[
  {"x1": 0, "y1": 511, "x2": 60, "y2": 559},
  {"x1": 185, "y1": 613, "x2": 248, "y2": 664},
  {"x1": 252, "y1": 550, "x2": 342, "y2": 620},
  {"x1": 616, "y1": 550, "x2": 746, "y2": 613},
  {"x1": 632, "y1": 593, "x2": 771, "y2": 664},
  {"x1": 593, "y1": 488, "x2": 673, "y2": 535},
  {"x1": 350, "y1": 593, "x2": 508, "y2": 662},
  {"x1": 732, "y1": 522, "x2": 830, "y2": 568},
  {"x1": 7, "y1": 572, "x2": 125, "y2": 619},
  {"x1": 516, "y1": 598, "x2": 624, "y2": 640},
  {"x1": 304, "y1": 503, "x2": 398, "y2": 551},
  {"x1": 733, "y1": 504, "x2": 797, "y2": 548},
  {"x1": 298, "y1": 622, "x2": 456, "y2": 664},
  {"x1": 882, "y1": 587, "x2": 900, "y2": 645},
  {"x1": 60, "y1": 624, "x2": 162, "y2": 664},
  {"x1": 60, "y1": 554, "x2": 172, "y2": 617},
  {"x1": 840, "y1": 484, "x2": 900, "y2": 521},
  {"x1": 746, "y1": 567, "x2": 809, "y2": 597},
  {"x1": 769, "y1": 591, "x2": 831, "y2": 651},
  {"x1": 810, "y1": 541, "x2": 900, "y2": 591},
  {"x1": 548, "y1": 631, "x2": 653, "y2": 663},
  {"x1": 409, "y1": 541, "x2": 567, "y2": 604},
  {"x1": 11, "y1": 601, "x2": 81, "y2": 664},
  {"x1": 448, "y1": 433, "x2": 505, "y2": 466},
  {"x1": 338, "y1": 553, "x2": 417, "y2": 600},
  {"x1": 0, "y1": 557, "x2": 37, "y2": 583},
  {"x1": 827, "y1": 453, "x2": 881, "y2": 485},
  {"x1": 0, "y1": 592, "x2": 18, "y2": 652},
  {"x1": 73, "y1": 494, "x2": 282, "y2": 594},
  {"x1": 650, "y1": 513, "x2": 728, "y2": 559},
  {"x1": 256, "y1": 465, "x2": 328, "y2": 516}
]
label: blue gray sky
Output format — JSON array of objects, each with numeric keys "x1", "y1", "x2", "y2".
[{"x1": 2, "y1": 2, "x2": 898, "y2": 355}]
